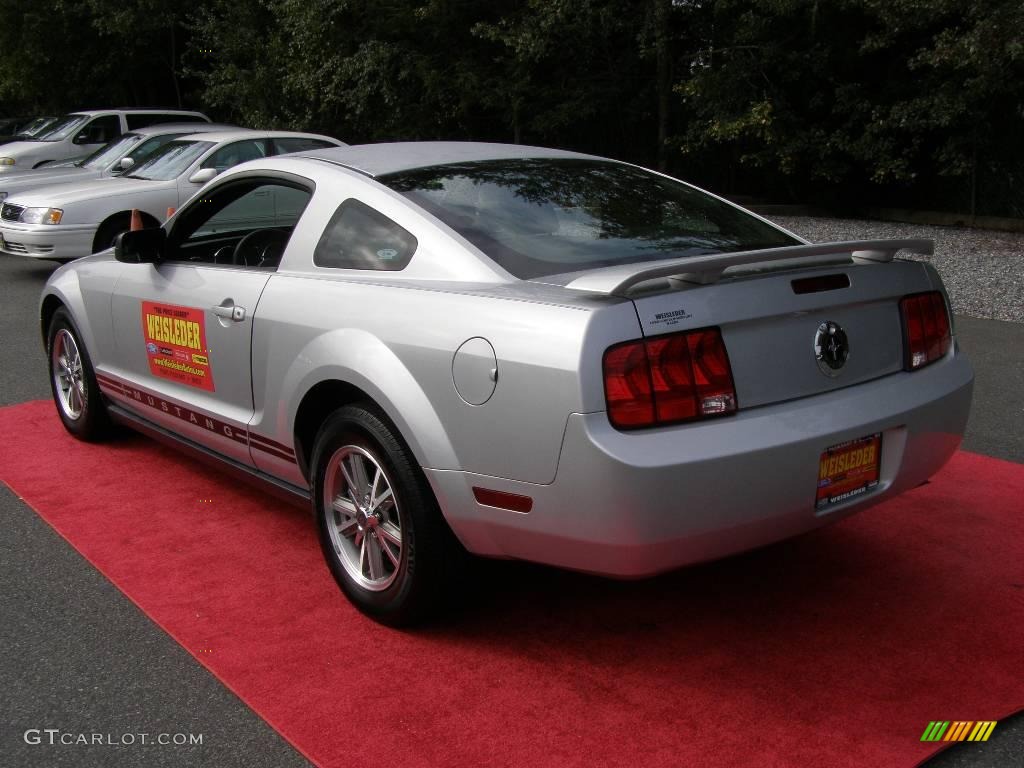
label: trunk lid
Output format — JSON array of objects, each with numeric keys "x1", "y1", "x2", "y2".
[{"x1": 627, "y1": 260, "x2": 933, "y2": 408}]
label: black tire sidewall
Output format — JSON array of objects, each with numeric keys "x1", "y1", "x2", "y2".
[
  {"x1": 311, "y1": 405, "x2": 441, "y2": 625},
  {"x1": 47, "y1": 308, "x2": 109, "y2": 441}
]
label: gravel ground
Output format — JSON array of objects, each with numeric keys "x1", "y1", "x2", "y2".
[{"x1": 770, "y1": 216, "x2": 1024, "y2": 323}]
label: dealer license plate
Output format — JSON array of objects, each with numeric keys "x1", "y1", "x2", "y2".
[{"x1": 816, "y1": 433, "x2": 882, "y2": 510}]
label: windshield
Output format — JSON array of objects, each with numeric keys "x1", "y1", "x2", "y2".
[
  {"x1": 80, "y1": 133, "x2": 141, "y2": 169},
  {"x1": 36, "y1": 114, "x2": 90, "y2": 142},
  {"x1": 79, "y1": 132, "x2": 185, "y2": 172},
  {"x1": 382, "y1": 159, "x2": 799, "y2": 280},
  {"x1": 15, "y1": 117, "x2": 57, "y2": 138},
  {"x1": 127, "y1": 140, "x2": 214, "y2": 181}
]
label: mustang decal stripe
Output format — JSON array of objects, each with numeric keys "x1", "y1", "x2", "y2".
[
  {"x1": 95, "y1": 372, "x2": 296, "y2": 463},
  {"x1": 249, "y1": 443, "x2": 297, "y2": 462},
  {"x1": 248, "y1": 433, "x2": 296, "y2": 457}
]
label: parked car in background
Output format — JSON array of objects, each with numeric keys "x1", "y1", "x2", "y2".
[
  {"x1": 0, "y1": 130, "x2": 343, "y2": 259},
  {"x1": 0, "y1": 116, "x2": 58, "y2": 146},
  {"x1": 0, "y1": 109, "x2": 210, "y2": 172},
  {"x1": 0, "y1": 123, "x2": 243, "y2": 204},
  {"x1": 13, "y1": 116, "x2": 59, "y2": 138},
  {"x1": 0, "y1": 117, "x2": 36, "y2": 138},
  {"x1": 0, "y1": 118, "x2": 25, "y2": 137},
  {"x1": 38, "y1": 142, "x2": 974, "y2": 625}
]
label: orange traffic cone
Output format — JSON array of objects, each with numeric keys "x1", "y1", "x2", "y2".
[
  {"x1": 130, "y1": 209, "x2": 143, "y2": 231},
  {"x1": 166, "y1": 207, "x2": 176, "y2": 219}
]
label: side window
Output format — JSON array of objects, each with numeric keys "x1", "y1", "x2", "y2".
[
  {"x1": 126, "y1": 113, "x2": 205, "y2": 129},
  {"x1": 126, "y1": 114, "x2": 155, "y2": 130},
  {"x1": 273, "y1": 137, "x2": 337, "y2": 155},
  {"x1": 314, "y1": 200, "x2": 417, "y2": 271},
  {"x1": 201, "y1": 139, "x2": 270, "y2": 172},
  {"x1": 167, "y1": 179, "x2": 312, "y2": 269},
  {"x1": 76, "y1": 115, "x2": 121, "y2": 144}
]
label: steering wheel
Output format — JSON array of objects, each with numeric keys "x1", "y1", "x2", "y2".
[{"x1": 231, "y1": 228, "x2": 289, "y2": 267}]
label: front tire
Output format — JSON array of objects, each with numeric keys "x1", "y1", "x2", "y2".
[
  {"x1": 311, "y1": 405, "x2": 459, "y2": 626},
  {"x1": 47, "y1": 307, "x2": 111, "y2": 441}
]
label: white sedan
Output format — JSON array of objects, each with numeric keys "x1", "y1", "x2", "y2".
[{"x1": 0, "y1": 130, "x2": 343, "y2": 260}]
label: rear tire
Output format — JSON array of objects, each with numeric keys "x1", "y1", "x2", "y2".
[
  {"x1": 311, "y1": 405, "x2": 461, "y2": 626},
  {"x1": 47, "y1": 307, "x2": 111, "y2": 441}
]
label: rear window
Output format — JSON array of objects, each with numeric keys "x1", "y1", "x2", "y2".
[{"x1": 381, "y1": 159, "x2": 799, "y2": 279}]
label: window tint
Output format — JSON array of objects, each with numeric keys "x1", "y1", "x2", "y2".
[
  {"x1": 273, "y1": 137, "x2": 336, "y2": 155},
  {"x1": 314, "y1": 200, "x2": 417, "y2": 271},
  {"x1": 169, "y1": 179, "x2": 312, "y2": 268},
  {"x1": 126, "y1": 113, "x2": 208, "y2": 129},
  {"x1": 75, "y1": 115, "x2": 121, "y2": 144},
  {"x1": 201, "y1": 139, "x2": 269, "y2": 171},
  {"x1": 194, "y1": 185, "x2": 309, "y2": 238},
  {"x1": 382, "y1": 159, "x2": 799, "y2": 279}
]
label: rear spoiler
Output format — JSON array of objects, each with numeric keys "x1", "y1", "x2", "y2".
[{"x1": 563, "y1": 238, "x2": 934, "y2": 295}]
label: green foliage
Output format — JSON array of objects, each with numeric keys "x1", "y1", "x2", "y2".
[{"x1": 0, "y1": 0, "x2": 1020, "y2": 215}]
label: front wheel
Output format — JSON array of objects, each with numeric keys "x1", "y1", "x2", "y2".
[
  {"x1": 47, "y1": 307, "x2": 111, "y2": 440},
  {"x1": 311, "y1": 405, "x2": 460, "y2": 626}
]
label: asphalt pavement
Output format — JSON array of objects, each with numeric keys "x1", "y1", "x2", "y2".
[{"x1": 1, "y1": 243, "x2": 1021, "y2": 767}]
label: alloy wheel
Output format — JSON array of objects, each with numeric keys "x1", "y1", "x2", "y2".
[
  {"x1": 52, "y1": 328, "x2": 85, "y2": 420},
  {"x1": 323, "y1": 445, "x2": 404, "y2": 591}
]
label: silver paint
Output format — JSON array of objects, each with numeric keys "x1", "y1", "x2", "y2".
[{"x1": 40, "y1": 143, "x2": 975, "y2": 577}]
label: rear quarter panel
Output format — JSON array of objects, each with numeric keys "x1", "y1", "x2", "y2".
[{"x1": 249, "y1": 275, "x2": 639, "y2": 485}]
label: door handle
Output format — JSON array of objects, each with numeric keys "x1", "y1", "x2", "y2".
[{"x1": 212, "y1": 303, "x2": 246, "y2": 322}]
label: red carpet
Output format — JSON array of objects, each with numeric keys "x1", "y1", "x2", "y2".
[{"x1": 2, "y1": 399, "x2": 1022, "y2": 767}]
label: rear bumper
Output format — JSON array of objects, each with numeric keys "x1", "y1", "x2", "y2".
[
  {"x1": 0, "y1": 222, "x2": 94, "y2": 260},
  {"x1": 427, "y1": 347, "x2": 974, "y2": 576}
]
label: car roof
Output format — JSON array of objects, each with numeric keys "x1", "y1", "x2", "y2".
[
  {"x1": 65, "y1": 109, "x2": 207, "y2": 117},
  {"x1": 171, "y1": 129, "x2": 343, "y2": 145},
  {"x1": 127, "y1": 123, "x2": 243, "y2": 138},
  {"x1": 295, "y1": 141, "x2": 601, "y2": 178}
]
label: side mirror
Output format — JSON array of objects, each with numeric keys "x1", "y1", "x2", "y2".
[
  {"x1": 115, "y1": 227, "x2": 166, "y2": 263},
  {"x1": 72, "y1": 130, "x2": 93, "y2": 145},
  {"x1": 188, "y1": 167, "x2": 218, "y2": 185},
  {"x1": 119, "y1": 157, "x2": 135, "y2": 170}
]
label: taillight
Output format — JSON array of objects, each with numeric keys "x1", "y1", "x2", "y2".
[
  {"x1": 900, "y1": 291, "x2": 951, "y2": 370},
  {"x1": 603, "y1": 327, "x2": 737, "y2": 430}
]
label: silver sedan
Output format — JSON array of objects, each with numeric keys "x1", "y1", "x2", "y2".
[
  {"x1": 2, "y1": 130, "x2": 343, "y2": 259},
  {"x1": 40, "y1": 142, "x2": 974, "y2": 624},
  {"x1": 0, "y1": 122, "x2": 244, "y2": 204}
]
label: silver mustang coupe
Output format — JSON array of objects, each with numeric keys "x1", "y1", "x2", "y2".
[{"x1": 40, "y1": 142, "x2": 974, "y2": 624}]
